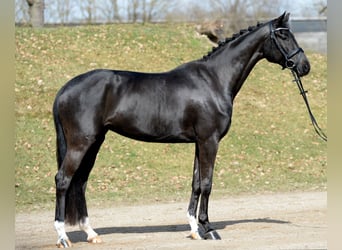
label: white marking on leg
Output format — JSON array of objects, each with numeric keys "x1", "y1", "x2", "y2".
[
  {"x1": 187, "y1": 212, "x2": 203, "y2": 240},
  {"x1": 187, "y1": 211, "x2": 198, "y2": 233},
  {"x1": 79, "y1": 217, "x2": 99, "y2": 242},
  {"x1": 54, "y1": 220, "x2": 70, "y2": 246}
]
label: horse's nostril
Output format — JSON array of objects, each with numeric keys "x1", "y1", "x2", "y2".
[
  {"x1": 301, "y1": 62, "x2": 310, "y2": 75},
  {"x1": 304, "y1": 63, "x2": 310, "y2": 73}
]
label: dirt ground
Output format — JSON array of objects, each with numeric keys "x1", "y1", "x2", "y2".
[{"x1": 15, "y1": 191, "x2": 326, "y2": 250}]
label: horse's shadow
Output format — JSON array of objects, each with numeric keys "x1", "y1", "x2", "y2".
[{"x1": 68, "y1": 217, "x2": 289, "y2": 243}]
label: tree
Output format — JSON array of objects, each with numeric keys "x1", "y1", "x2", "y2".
[
  {"x1": 127, "y1": 0, "x2": 139, "y2": 23},
  {"x1": 124, "y1": 0, "x2": 176, "y2": 23},
  {"x1": 95, "y1": 0, "x2": 121, "y2": 23},
  {"x1": 55, "y1": 0, "x2": 72, "y2": 24},
  {"x1": 79, "y1": 0, "x2": 97, "y2": 24},
  {"x1": 141, "y1": 0, "x2": 176, "y2": 23},
  {"x1": 210, "y1": 0, "x2": 281, "y2": 31},
  {"x1": 26, "y1": 0, "x2": 44, "y2": 27},
  {"x1": 317, "y1": 0, "x2": 327, "y2": 16}
]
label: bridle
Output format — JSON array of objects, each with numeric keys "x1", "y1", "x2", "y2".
[
  {"x1": 269, "y1": 22, "x2": 304, "y2": 69},
  {"x1": 269, "y1": 22, "x2": 327, "y2": 142}
]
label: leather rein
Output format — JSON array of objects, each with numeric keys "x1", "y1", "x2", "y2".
[{"x1": 269, "y1": 23, "x2": 327, "y2": 141}]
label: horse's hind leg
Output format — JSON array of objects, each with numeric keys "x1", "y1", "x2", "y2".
[
  {"x1": 54, "y1": 146, "x2": 88, "y2": 248},
  {"x1": 77, "y1": 136, "x2": 105, "y2": 244},
  {"x1": 54, "y1": 135, "x2": 104, "y2": 248}
]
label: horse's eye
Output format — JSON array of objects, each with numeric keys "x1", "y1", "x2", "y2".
[{"x1": 278, "y1": 31, "x2": 288, "y2": 40}]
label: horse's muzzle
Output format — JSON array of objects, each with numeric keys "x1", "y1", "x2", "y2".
[{"x1": 296, "y1": 60, "x2": 310, "y2": 77}]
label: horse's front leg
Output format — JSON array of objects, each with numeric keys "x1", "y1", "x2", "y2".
[
  {"x1": 197, "y1": 137, "x2": 221, "y2": 240},
  {"x1": 187, "y1": 144, "x2": 203, "y2": 239}
]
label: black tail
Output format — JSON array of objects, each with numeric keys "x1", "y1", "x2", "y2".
[
  {"x1": 53, "y1": 97, "x2": 67, "y2": 170},
  {"x1": 53, "y1": 94, "x2": 86, "y2": 225},
  {"x1": 65, "y1": 172, "x2": 88, "y2": 225}
]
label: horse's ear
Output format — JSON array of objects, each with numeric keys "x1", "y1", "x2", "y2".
[
  {"x1": 282, "y1": 12, "x2": 290, "y2": 26},
  {"x1": 274, "y1": 11, "x2": 290, "y2": 28}
]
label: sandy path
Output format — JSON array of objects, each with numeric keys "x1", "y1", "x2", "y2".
[{"x1": 15, "y1": 191, "x2": 326, "y2": 250}]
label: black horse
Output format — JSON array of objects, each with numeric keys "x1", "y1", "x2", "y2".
[{"x1": 53, "y1": 12, "x2": 310, "y2": 247}]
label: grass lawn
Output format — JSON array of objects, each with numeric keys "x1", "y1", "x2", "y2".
[{"x1": 15, "y1": 23, "x2": 327, "y2": 212}]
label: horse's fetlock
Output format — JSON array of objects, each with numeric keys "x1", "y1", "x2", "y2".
[{"x1": 198, "y1": 214, "x2": 209, "y2": 224}]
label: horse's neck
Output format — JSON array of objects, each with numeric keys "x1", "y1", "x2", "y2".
[{"x1": 210, "y1": 25, "x2": 269, "y2": 99}]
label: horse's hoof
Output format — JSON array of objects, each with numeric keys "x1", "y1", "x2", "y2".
[
  {"x1": 188, "y1": 230, "x2": 204, "y2": 240},
  {"x1": 56, "y1": 238, "x2": 72, "y2": 248},
  {"x1": 88, "y1": 235, "x2": 102, "y2": 244},
  {"x1": 204, "y1": 230, "x2": 221, "y2": 240}
]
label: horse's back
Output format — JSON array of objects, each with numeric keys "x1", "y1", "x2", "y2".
[
  {"x1": 53, "y1": 69, "x2": 189, "y2": 141},
  {"x1": 54, "y1": 65, "x2": 229, "y2": 143}
]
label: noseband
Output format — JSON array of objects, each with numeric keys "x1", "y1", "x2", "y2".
[{"x1": 269, "y1": 23, "x2": 304, "y2": 69}]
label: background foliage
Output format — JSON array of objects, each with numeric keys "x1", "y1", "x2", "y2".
[{"x1": 16, "y1": 0, "x2": 327, "y2": 25}]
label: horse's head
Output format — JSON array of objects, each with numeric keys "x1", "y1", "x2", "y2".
[{"x1": 263, "y1": 12, "x2": 310, "y2": 77}]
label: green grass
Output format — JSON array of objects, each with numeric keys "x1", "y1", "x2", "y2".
[{"x1": 15, "y1": 23, "x2": 327, "y2": 212}]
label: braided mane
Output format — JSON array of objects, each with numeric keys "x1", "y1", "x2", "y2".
[{"x1": 201, "y1": 21, "x2": 264, "y2": 61}]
